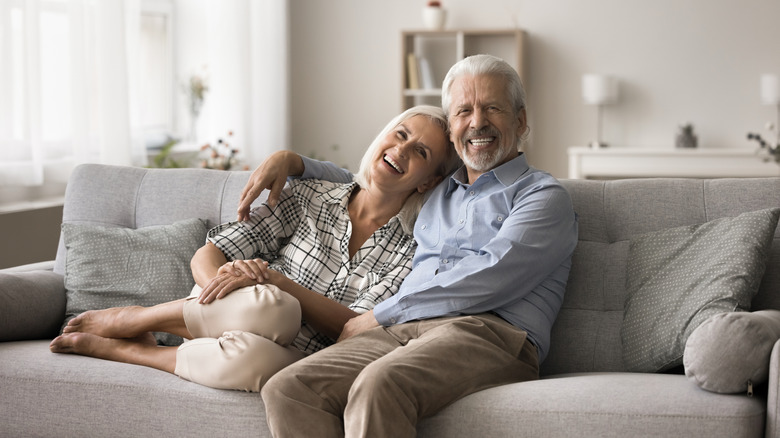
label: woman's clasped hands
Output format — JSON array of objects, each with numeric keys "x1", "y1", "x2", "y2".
[{"x1": 197, "y1": 258, "x2": 272, "y2": 304}]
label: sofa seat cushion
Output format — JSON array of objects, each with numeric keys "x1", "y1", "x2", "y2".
[
  {"x1": 418, "y1": 373, "x2": 765, "y2": 438},
  {"x1": 0, "y1": 340, "x2": 270, "y2": 438}
]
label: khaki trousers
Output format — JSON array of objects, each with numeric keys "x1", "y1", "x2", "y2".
[
  {"x1": 174, "y1": 284, "x2": 305, "y2": 392},
  {"x1": 261, "y1": 313, "x2": 538, "y2": 438}
]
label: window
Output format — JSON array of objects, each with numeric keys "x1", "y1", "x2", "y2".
[
  {"x1": 0, "y1": 0, "x2": 175, "y2": 194},
  {"x1": 138, "y1": 0, "x2": 175, "y2": 148}
]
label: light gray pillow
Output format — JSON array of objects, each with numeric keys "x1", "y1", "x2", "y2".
[
  {"x1": 684, "y1": 310, "x2": 780, "y2": 394},
  {"x1": 621, "y1": 208, "x2": 780, "y2": 373},
  {"x1": 62, "y1": 218, "x2": 208, "y2": 345}
]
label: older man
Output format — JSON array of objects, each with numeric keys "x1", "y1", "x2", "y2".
[{"x1": 237, "y1": 54, "x2": 578, "y2": 438}]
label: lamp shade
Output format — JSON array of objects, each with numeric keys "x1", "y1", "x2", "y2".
[
  {"x1": 761, "y1": 74, "x2": 780, "y2": 105},
  {"x1": 582, "y1": 74, "x2": 618, "y2": 105}
]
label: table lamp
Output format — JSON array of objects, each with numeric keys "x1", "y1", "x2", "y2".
[
  {"x1": 761, "y1": 74, "x2": 780, "y2": 143},
  {"x1": 582, "y1": 74, "x2": 619, "y2": 148}
]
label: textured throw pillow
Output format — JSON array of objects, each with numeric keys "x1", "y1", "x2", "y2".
[
  {"x1": 684, "y1": 310, "x2": 780, "y2": 394},
  {"x1": 621, "y1": 208, "x2": 780, "y2": 372},
  {"x1": 62, "y1": 218, "x2": 208, "y2": 346}
]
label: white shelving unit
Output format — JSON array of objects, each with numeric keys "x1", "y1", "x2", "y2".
[{"x1": 401, "y1": 29, "x2": 526, "y2": 110}]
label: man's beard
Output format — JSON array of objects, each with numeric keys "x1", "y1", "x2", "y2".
[{"x1": 458, "y1": 130, "x2": 515, "y2": 173}]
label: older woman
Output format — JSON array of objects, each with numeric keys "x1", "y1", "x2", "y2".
[{"x1": 50, "y1": 105, "x2": 461, "y2": 392}]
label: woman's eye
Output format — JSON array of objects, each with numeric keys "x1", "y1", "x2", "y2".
[
  {"x1": 416, "y1": 147, "x2": 427, "y2": 158},
  {"x1": 397, "y1": 130, "x2": 408, "y2": 140}
]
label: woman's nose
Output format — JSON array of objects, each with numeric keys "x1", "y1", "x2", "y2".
[{"x1": 396, "y1": 143, "x2": 410, "y2": 158}]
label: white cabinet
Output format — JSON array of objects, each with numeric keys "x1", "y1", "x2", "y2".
[{"x1": 567, "y1": 146, "x2": 780, "y2": 179}]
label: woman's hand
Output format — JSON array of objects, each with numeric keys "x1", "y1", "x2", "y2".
[
  {"x1": 218, "y1": 259, "x2": 271, "y2": 282},
  {"x1": 197, "y1": 259, "x2": 270, "y2": 304},
  {"x1": 237, "y1": 151, "x2": 304, "y2": 221},
  {"x1": 197, "y1": 272, "x2": 255, "y2": 304}
]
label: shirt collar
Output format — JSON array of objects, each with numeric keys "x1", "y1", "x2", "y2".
[
  {"x1": 318, "y1": 181, "x2": 404, "y2": 231},
  {"x1": 445, "y1": 152, "x2": 530, "y2": 195},
  {"x1": 319, "y1": 181, "x2": 359, "y2": 206}
]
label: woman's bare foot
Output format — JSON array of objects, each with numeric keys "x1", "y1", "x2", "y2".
[
  {"x1": 63, "y1": 306, "x2": 147, "y2": 338},
  {"x1": 63, "y1": 300, "x2": 190, "y2": 339},
  {"x1": 50, "y1": 332, "x2": 176, "y2": 373}
]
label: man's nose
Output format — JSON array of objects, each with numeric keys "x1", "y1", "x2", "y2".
[{"x1": 469, "y1": 108, "x2": 487, "y2": 130}]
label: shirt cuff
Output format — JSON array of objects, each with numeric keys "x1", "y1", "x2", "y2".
[
  {"x1": 298, "y1": 155, "x2": 321, "y2": 180},
  {"x1": 373, "y1": 297, "x2": 400, "y2": 326},
  {"x1": 298, "y1": 155, "x2": 353, "y2": 183}
]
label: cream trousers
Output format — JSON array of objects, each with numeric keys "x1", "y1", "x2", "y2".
[{"x1": 174, "y1": 284, "x2": 304, "y2": 392}]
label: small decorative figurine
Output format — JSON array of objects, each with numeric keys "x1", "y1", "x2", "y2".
[{"x1": 675, "y1": 123, "x2": 698, "y2": 149}]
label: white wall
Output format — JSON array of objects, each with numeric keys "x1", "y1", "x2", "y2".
[{"x1": 289, "y1": 0, "x2": 780, "y2": 178}]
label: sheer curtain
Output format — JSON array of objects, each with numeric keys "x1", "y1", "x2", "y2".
[
  {"x1": 0, "y1": 0, "x2": 290, "y2": 206},
  {"x1": 0, "y1": 0, "x2": 147, "y2": 199},
  {"x1": 196, "y1": 0, "x2": 290, "y2": 169}
]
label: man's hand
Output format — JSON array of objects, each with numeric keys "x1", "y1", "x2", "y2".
[
  {"x1": 237, "y1": 151, "x2": 304, "y2": 221},
  {"x1": 337, "y1": 310, "x2": 380, "y2": 342}
]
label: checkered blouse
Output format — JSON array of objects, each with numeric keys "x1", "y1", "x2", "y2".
[{"x1": 207, "y1": 179, "x2": 416, "y2": 355}]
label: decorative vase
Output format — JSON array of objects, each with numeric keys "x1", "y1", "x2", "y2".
[
  {"x1": 675, "y1": 124, "x2": 698, "y2": 148},
  {"x1": 422, "y1": 6, "x2": 446, "y2": 30},
  {"x1": 188, "y1": 109, "x2": 203, "y2": 143}
]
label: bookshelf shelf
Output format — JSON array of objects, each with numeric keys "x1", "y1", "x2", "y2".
[
  {"x1": 401, "y1": 29, "x2": 526, "y2": 110},
  {"x1": 402, "y1": 88, "x2": 443, "y2": 96}
]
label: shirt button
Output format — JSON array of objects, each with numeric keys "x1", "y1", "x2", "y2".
[
  {"x1": 497, "y1": 216, "x2": 503, "y2": 222},
  {"x1": 390, "y1": 318, "x2": 396, "y2": 324},
  {"x1": 470, "y1": 191, "x2": 475, "y2": 196},
  {"x1": 421, "y1": 224, "x2": 427, "y2": 230},
  {"x1": 442, "y1": 259, "x2": 449, "y2": 264},
  {"x1": 459, "y1": 219, "x2": 464, "y2": 224}
]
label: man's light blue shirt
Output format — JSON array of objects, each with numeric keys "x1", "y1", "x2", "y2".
[{"x1": 300, "y1": 153, "x2": 578, "y2": 361}]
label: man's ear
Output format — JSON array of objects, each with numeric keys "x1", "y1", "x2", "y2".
[
  {"x1": 417, "y1": 175, "x2": 443, "y2": 194},
  {"x1": 515, "y1": 108, "x2": 528, "y2": 138}
]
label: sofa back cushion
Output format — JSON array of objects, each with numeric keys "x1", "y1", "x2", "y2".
[
  {"x1": 57, "y1": 166, "x2": 780, "y2": 377},
  {"x1": 55, "y1": 164, "x2": 258, "y2": 275},
  {"x1": 542, "y1": 178, "x2": 780, "y2": 376}
]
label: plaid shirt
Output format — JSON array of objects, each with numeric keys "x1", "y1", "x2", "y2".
[{"x1": 208, "y1": 179, "x2": 416, "y2": 355}]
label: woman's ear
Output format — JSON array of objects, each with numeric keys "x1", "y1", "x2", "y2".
[{"x1": 417, "y1": 175, "x2": 443, "y2": 194}]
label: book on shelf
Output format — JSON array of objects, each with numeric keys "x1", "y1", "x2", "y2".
[
  {"x1": 418, "y1": 57, "x2": 435, "y2": 89},
  {"x1": 407, "y1": 53, "x2": 420, "y2": 89},
  {"x1": 407, "y1": 54, "x2": 437, "y2": 90}
]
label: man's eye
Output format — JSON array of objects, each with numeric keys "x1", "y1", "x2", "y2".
[{"x1": 397, "y1": 131, "x2": 408, "y2": 140}]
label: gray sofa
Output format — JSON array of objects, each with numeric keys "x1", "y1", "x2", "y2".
[{"x1": 2, "y1": 163, "x2": 780, "y2": 438}]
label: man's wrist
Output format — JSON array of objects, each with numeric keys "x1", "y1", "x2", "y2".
[
  {"x1": 285, "y1": 150, "x2": 305, "y2": 177},
  {"x1": 372, "y1": 301, "x2": 394, "y2": 326}
]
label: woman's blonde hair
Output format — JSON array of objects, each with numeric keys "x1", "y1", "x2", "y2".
[{"x1": 353, "y1": 105, "x2": 461, "y2": 234}]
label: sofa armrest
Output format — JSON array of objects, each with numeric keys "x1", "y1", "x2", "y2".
[
  {"x1": 766, "y1": 339, "x2": 780, "y2": 438},
  {"x1": 2, "y1": 260, "x2": 56, "y2": 273},
  {"x1": 0, "y1": 269, "x2": 65, "y2": 341}
]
